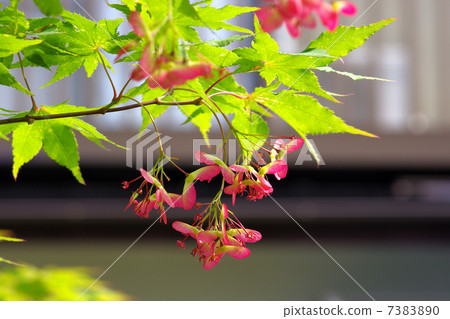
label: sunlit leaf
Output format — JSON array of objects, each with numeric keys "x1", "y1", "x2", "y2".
[
  {"x1": 12, "y1": 123, "x2": 43, "y2": 180},
  {"x1": 0, "y1": 62, "x2": 33, "y2": 94},
  {"x1": 32, "y1": 0, "x2": 64, "y2": 17},
  {"x1": 0, "y1": 34, "x2": 42, "y2": 58},
  {"x1": 41, "y1": 120, "x2": 84, "y2": 184}
]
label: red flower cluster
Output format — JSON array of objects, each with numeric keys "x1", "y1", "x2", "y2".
[
  {"x1": 116, "y1": 11, "x2": 212, "y2": 89},
  {"x1": 131, "y1": 46, "x2": 212, "y2": 90},
  {"x1": 123, "y1": 137, "x2": 303, "y2": 270},
  {"x1": 256, "y1": 0, "x2": 357, "y2": 37},
  {"x1": 173, "y1": 204, "x2": 262, "y2": 270},
  {"x1": 183, "y1": 138, "x2": 303, "y2": 207},
  {"x1": 124, "y1": 168, "x2": 183, "y2": 224}
]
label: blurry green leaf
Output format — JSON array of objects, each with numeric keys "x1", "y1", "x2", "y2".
[
  {"x1": 32, "y1": 0, "x2": 64, "y2": 17},
  {"x1": 122, "y1": 0, "x2": 137, "y2": 11},
  {"x1": 0, "y1": 4, "x2": 28, "y2": 35},
  {"x1": 10, "y1": 0, "x2": 21, "y2": 9},
  {"x1": 0, "y1": 236, "x2": 24, "y2": 242},
  {"x1": 194, "y1": 5, "x2": 257, "y2": 33},
  {"x1": 190, "y1": 44, "x2": 238, "y2": 68},
  {"x1": 0, "y1": 62, "x2": 33, "y2": 95},
  {"x1": 0, "y1": 266, "x2": 127, "y2": 301},
  {"x1": 108, "y1": 4, "x2": 131, "y2": 16},
  {"x1": 0, "y1": 54, "x2": 14, "y2": 68},
  {"x1": 145, "y1": 0, "x2": 201, "y2": 43},
  {"x1": 0, "y1": 132, "x2": 8, "y2": 141},
  {"x1": 0, "y1": 257, "x2": 23, "y2": 266},
  {"x1": 0, "y1": 34, "x2": 42, "y2": 58},
  {"x1": 122, "y1": 81, "x2": 149, "y2": 100},
  {"x1": 0, "y1": 107, "x2": 20, "y2": 115}
]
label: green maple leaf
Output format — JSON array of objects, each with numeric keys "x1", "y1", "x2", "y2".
[
  {"x1": 0, "y1": 34, "x2": 42, "y2": 58},
  {"x1": 253, "y1": 89, "x2": 376, "y2": 138},
  {"x1": 33, "y1": 12, "x2": 124, "y2": 86},
  {"x1": 189, "y1": 44, "x2": 238, "y2": 68},
  {"x1": 40, "y1": 103, "x2": 123, "y2": 150},
  {"x1": 108, "y1": 4, "x2": 131, "y2": 16},
  {"x1": 12, "y1": 122, "x2": 43, "y2": 179},
  {"x1": 233, "y1": 17, "x2": 336, "y2": 100},
  {"x1": 306, "y1": 19, "x2": 396, "y2": 66},
  {"x1": 252, "y1": 89, "x2": 377, "y2": 164},
  {"x1": 232, "y1": 112, "x2": 269, "y2": 160},
  {"x1": 41, "y1": 120, "x2": 84, "y2": 184},
  {"x1": 7, "y1": 103, "x2": 121, "y2": 183},
  {"x1": 235, "y1": 18, "x2": 395, "y2": 102},
  {"x1": 0, "y1": 62, "x2": 33, "y2": 94},
  {"x1": 32, "y1": 0, "x2": 64, "y2": 17},
  {"x1": 180, "y1": 103, "x2": 212, "y2": 143},
  {"x1": 145, "y1": 1, "x2": 256, "y2": 44},
  {"x1": 0, "y1": 4, "x2": 28, "y2": 35},
  {"x1": 11, "y1": 119, "x2": 84, "y2": 184},
  {"x1": 83, "y1": 54, "x2": 98, "y2": 77},
  {"x1": 41, "y1": 56, "x2": 85, "y2": 88},
  {"x1": 194, "y1": 5, "x2": 258, "y2": 34},
  {"x1": 142, "y1": 0, "x2": 201, "y2": 43},
  {"x1": 272, "y1": 68, "x2": 339, "y2": 102}
]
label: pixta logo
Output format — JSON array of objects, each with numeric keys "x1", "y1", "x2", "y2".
[
  {"x1": 126, "y1": 129, "x2": 172, "y2": 170},
  {"x1": 192, "y1": 138, "x2": 325, "y2": 166}
]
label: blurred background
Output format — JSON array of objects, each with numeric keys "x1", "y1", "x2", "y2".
[{"x1": 1, "y1": 0, "x2": 450, "y2": 300}]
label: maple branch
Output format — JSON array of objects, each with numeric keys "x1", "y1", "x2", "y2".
[
  {"x1": 17, "y1": 53, "x2": 38, "y2": 112},
  {"x1": 0, "y1": 97, "x2": 203, "y2": 125}
]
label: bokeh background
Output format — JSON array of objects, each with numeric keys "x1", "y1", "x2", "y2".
[{"x1": 1, "y1": 0, "x2": 450, "y2": 300}]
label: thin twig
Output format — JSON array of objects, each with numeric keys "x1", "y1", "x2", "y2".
[
  {"x1": 17, "y1": 53, "x2": 38, "y2": 112},
  {"x1": 97, "y1": 50, "x2": 117, "y2": 99}
]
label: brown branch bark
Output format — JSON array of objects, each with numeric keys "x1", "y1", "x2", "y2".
[{"x1": 0, "y1": 97, "x2": 203, "y2": 125}]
